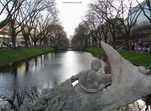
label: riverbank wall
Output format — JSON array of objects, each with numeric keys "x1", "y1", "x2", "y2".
[{"x1": 0, "y1": 47, "x2": 54, "y2": 69}]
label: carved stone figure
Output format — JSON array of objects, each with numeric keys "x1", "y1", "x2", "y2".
[
  {"x1": 57, "y1": 41, "x2": 151, "y2": 111},
  {"x1": 70, "y1": 59, "x2": 111, "y2": 93},
  {"x1": 69, "y1": 41, "x2": 151, "y2": 111}
]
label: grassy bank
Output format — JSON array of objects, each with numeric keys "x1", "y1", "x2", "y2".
[
  {"x1": 0, "y1": 47, "x2": 54, "y2": 67},
  {"x1": 87, "y1": 47, "x2": 151, "y2": 67}
]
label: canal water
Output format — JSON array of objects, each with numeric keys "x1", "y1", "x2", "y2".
[{"x1": 0, "y1": 51, "x2": 98, "y2": 98}]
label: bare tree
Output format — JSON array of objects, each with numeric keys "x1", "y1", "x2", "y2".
[
  {"x1": 27, "y1": 0, "x2": 58, "y2": 47},
  {"x1": 136, "y1": 0, "x2": 151, "y2": 24},
  {"x1": 18, "y1": 0, "x2": 48, "y2": 47},
  {"x1": 49, "y1": 24, "x2": 68, "y2": 49},
  {"x1": 6, "y1": 0, "x2": 25, "y2": 48},
  {"x1": 72, "y1": 23, "x2": 88, "y2": 48},
  {"x1": 36, "y1": 2, "x2": 58, "y2": 47},
  {"x1": 0, "y1": 0, "x2": 24, "y2": 29},
  {"x1": 87, "y1": 8, "x2": 111, "y2": 45},
  {"x1": 0, "y1": 0, "x2": 66, "y2": 48},
  {"x1": 90, "y1": 0, "x2": 142, "y2": 49},
  {"x1": 83, "y1": 14, "x2": 98, "y2": 46},
  {"x1": 136, "y1": 0, "x2": 151, "y2": 49}
]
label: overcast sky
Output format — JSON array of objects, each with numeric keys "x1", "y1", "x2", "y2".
[{"x1": 55, "y1": 0, "x2": 91, "y2": 38}]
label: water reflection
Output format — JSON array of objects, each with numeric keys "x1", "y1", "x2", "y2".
[{"x1": 0, "y1": 51, "x2": 97, "y2": 97}]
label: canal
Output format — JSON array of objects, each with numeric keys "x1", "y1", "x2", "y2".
[{"x1": 0, "y1": 51, "x2": 98, "y2": 98}]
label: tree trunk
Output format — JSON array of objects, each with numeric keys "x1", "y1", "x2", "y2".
[
  {"x1": 124, "y1": 37, "x2": 129, "y2": 50},
  {"x1": 9, "y1": 19, "x2": 17, "y2": 49},
  {"x1": 112, "y1": 34, "x2": 116, "y2": 49},
  {"x1": 24, "y1": 36, "x2": 29, "y2": 48},
  {"x1": 44, "y1": 38, "x2": 48, "y2": 46},
  {"x1": 12, "y1": 35, "x2": 16, "y2": 48},
  {"x1": 34, "y1": 41, "x2": 37, "y2": 47}
]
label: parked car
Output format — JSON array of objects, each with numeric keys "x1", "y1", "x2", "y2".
[
  {"x1": 115, "y1": 45, "x2": 124, "y2": 49},
  {"x1": 134, "y1": 46, "x2": 143, "y2": 51},
  {"x1": 115, "y1": 45, "x2": 120, "y2": 49},
  {"x1": 119, "y1": 46, "x2": 125, "y2": 49},
  {"x1": 142, "y1": 47, "x2": 150, "y2": 52},
  {"x1": 16, "y1": 44, "x2": 25, "y2": 48},
  {"x1": 1, "y1": 45, "x2": 7, "y2": 48}
]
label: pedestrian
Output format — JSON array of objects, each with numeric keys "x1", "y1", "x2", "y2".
[{"x1": 132, "y1": 45, "x2": 135, "y2": 52}]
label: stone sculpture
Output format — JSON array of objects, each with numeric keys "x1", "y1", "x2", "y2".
[
  {"x1": 57, "y1": 41, "x2": 151, "y2": 111},
  {"x1": 70, "y1": 59, "x2": 111, "y2": 93},
  {"x1": 70, "y1": 41, "x2": 151, "y2": 111}
]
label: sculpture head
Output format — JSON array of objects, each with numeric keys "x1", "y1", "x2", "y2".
[{"x1": 91, "y1": 59, "x2": 102, "y2": 71}]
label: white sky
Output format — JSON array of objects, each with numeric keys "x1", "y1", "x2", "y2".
[{"x1": 55, "y1": 0, "x2": 91, "y2": 38}]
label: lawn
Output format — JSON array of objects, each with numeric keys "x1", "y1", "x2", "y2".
[
  {"x1": 0, "y1": 47, "x2": 54, "y2": 67},
  {"x1": 86, "y1": 47, "x2": 151, "y2": 67}
]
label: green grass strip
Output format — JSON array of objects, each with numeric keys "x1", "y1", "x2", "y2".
[
  {"x1": 0, "y1": 47, "x2": 54, "y2": 67},
  {"x1": 86, "y1": 47, "x2": 151, "y2": 67}
]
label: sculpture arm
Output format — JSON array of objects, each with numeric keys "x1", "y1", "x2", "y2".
[
  {"x1": 96, "y1": 70, "x2": 112, "y2": 83},
  {"x1": 97, "y1": 74, "x2": 112, "y2": 83},
  {"x1": 70, "y1": 73, "x2": 80, "y2": 83}
]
